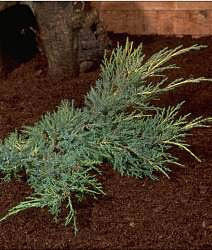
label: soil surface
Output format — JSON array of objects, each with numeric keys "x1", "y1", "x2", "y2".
[{"x1": 0, "y1": 33, "x2": 212, "y2": 250}]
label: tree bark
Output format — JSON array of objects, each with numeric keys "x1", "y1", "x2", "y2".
[
  {"x1": 33, "y1": 2, "x2": 81, "y2": 79},
  {"x1": 0, "y1": 2, "x2": 87, "y2": 79}
]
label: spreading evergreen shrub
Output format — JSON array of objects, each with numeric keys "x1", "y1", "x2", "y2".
[{"x1": 0, "y1": 39, "x2": 211, "y2": 234}]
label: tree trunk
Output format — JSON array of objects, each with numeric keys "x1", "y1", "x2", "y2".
[
  {"x1": 33, "y1": 2, "x2": 81, "y2": 79},
  {"x1": 0, "y1": 2, "x2": 99, "y2": 80}
]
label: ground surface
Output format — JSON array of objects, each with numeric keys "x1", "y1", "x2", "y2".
[{"x1": 0, "y1": 33, "x2": 211, "y2": 250}]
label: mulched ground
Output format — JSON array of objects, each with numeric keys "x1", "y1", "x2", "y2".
[{"x1": 0, "y1": 33, "x2": 211, "y2": 250}]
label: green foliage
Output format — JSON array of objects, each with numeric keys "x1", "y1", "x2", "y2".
[{"x1": 0, "y1": 39, "x2": 211, "y2": 234}]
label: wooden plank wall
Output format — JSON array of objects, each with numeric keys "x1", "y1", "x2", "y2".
[{"x1": 91, "y1": 2, "x2": 212, "y2": 37}]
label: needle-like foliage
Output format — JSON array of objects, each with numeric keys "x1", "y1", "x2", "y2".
[{"x1": 0, "y1": 38, "x2": 211, "y2": 234}]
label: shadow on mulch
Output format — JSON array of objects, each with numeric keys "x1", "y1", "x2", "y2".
[{"x1": 0, "y1": 33, "x2": 211, "y2": 250}]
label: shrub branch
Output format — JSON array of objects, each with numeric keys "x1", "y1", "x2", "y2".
[{"x1": 0, "y1": 39, "x2": 211, "y2": 234}]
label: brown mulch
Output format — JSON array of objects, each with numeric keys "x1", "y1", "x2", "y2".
[{"x1": 0, "y1": 33, "x2": 211, "y2": 250}]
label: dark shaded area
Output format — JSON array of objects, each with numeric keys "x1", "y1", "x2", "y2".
[
  {"x1": 0, "y1": 4, "x2": 39, "y2": 74},
  {"x1": 0, "y1": 34, "x2": 211, "y2": 249}
]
